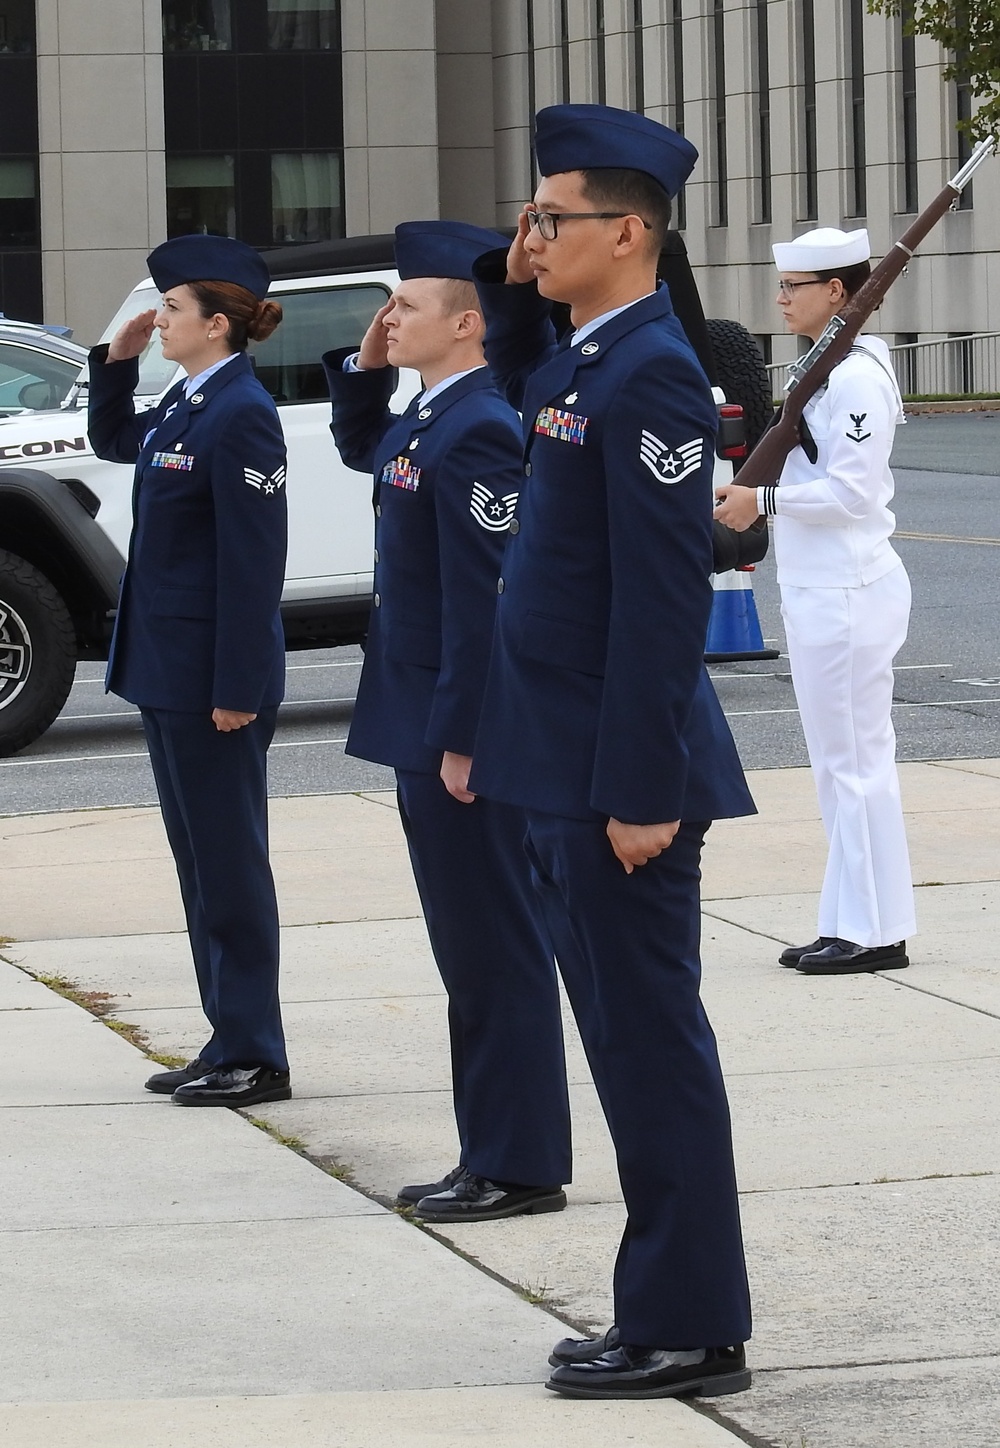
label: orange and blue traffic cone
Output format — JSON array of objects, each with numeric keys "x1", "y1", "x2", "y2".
[{"x1": 705, "y1": 567, "x2": 780, "y2": 662}]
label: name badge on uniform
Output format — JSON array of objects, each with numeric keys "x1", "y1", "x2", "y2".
[
  {"x1": 150, "y1": 450, "x2": 195, "y2": 471},
  {"x1": 534, "y1": 406, "x2": 589, "y2": 445},
  {"x1": 381, "y1": 456, "x2": 422, "y2": 492}
]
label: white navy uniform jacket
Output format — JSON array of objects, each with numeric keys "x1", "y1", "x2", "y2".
[{"x1": 761, "y1": 337, "x2": 905, "y2": 588}]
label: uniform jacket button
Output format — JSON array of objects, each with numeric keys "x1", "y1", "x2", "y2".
[
  {"x1": 497, "y1": 578, "x2": 505, "y2": 594},
  {"x1": 524, "y1": 462, "x2": 532, "y2": 477},
  {"x1": 509, "y1": 518, "x2": 520, "y2": 535},
  {"x1": 373, "y1": 548, "x2": 379, "y2": 563},
  {"x1": 375, "y1": 504, "x2": 381, "y2": 517},
  {"x1": 373, "y1": 592, "x2": 381, "y2": 607}
]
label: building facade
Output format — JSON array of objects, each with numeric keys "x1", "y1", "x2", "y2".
[{"x1": 2, "y1": 0, "x2": 996, "y2": 357}]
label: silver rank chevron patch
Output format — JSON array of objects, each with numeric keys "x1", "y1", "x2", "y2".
[
  {"x1": 638, "y1": 431, "x2": 704, "y2": 485},
  {"x1": 244, "y1": 464, "x2": 287, "y2": 496},
  {"x1": 470, "y1": 481, "x2": 518, "y2": 531}
]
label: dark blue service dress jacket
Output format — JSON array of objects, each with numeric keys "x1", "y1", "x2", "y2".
[
  {"x1": 87, "y1": 348, "x2": 287, "y2": 713},
  {"x1": 322, "y1": 353, "x2": 522, "y2": 774},
  {"x1": 469, "y1": 266, "x2": 755, "y2": 826}
]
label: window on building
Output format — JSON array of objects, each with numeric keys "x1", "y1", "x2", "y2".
[
  {"x1": 754, "y1": 0, "x2": 771, "y2": 224},
  {"x1": 252, "y1": 284, "x2": 389, "y2": 404},
  {"x1": 0, "y1": 158, "x2": 36, "y2": 246},
  {"x1": 0, "y1": 0, "x2": 36, "y2": 53},
  {"x1": 267, "y1": 0, "x2": 338, "y2": 52},
  {"x1": 559, "y1": 0, "x2": 571, "y2": 102},
  {"x1": 526, "y1": 2, "x2": 537, "y2": 187},
  {"x1": 162, "y1": 0, "x2": 233, "y2": 52},
  {"x1": 900, "y1": 4, "x2": 918, "y2": 212},
  {"x1": 711, "y1": 0, "x2": 728, "y2": 227},
  {"x1": 669, "y1": 0, "x2": 686, "y2": 229},
  {"x1": 271, "y1": 152, "x2": 342, "y2": 243},
  {"x1": 847, "y1": 0, "x2": 866, "y2": 215},
  {"x1": 166, "y1": 155, "x2": 236, "y2": 237},
  {"x1": 801, "y1": 0, "x2": 818, "y2": 220},
  {"x1": 632, "y1": 0, "x2": 645, "y2": 113},
  {"x1": 956, "y1": 73, "x2": 974, "y2": 209},
  {"x1": 594, "y1": 0, "x2": 606, "y2": 105}
]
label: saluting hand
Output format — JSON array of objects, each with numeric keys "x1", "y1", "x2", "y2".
[
  {"x1": 213, "y1": 709, "x2": 257, "y2": 732},
  {"x1": 713, "y1": 482, "x2": 762, "y2": 531},
  {"x1": 607, "y1": 818, "x2": 681, "y2": 874},
  {"x1": 356, "y1": 302, "x2": 393, "y2": 370},
  {"x1": 505, "y1": 209, "x2": 535, "y2": 286},
  {"x1": 107, "y1": 310, "x2": 157, "y2": 362}
]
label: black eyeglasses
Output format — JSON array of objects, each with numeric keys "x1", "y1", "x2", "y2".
[
  {"x1": 777, "y1": 278, "x2": 825, "y2": 297},
  {"x1": 525, "y1": 209, "x2": 652, "y2": 241}
]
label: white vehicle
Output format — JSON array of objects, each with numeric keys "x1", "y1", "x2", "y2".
[{"x1": 0, "y1": 233, "x2": 770, "y2": 756}]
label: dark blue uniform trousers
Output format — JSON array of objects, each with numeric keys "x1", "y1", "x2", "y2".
[
  {"x1": 395, "y1": 770, "x2": 572, "y2": 1187},
  {"x1": 141, "y1": 706, "x2": 288, "y2": 1074},
  {"x1": 523, "y1": 812, "x2": 752, "y2": 1349}
]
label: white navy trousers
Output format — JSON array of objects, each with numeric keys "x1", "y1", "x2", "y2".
[{"x1": 781, "y1": 562, "x2": 916, "y2": 947}]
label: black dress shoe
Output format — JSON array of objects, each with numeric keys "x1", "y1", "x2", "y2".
[
  {"x1": 549, "y1": 1325, "x2": 620, "y2": 1367},
  {"x1": 145, "y1": 1057, "x2": 213, "y2": 1094},
  {"x1": 397, "y1": 1164, "x2": 470, "y2": 1207},
  {"x1": 778, "y1": 937, "x2": 835, "y2": 967},
  {"x1": 172, "y1": 1066, "x2": 292, "y2": 1107},
  {"x1": 546, "y1": 1343, "x2": 750, "y2": 1400},
  {"x1": 414, "y1": 1174, "x2": 566, "y2": 1223},
  {"x1": 796, "y1": 939, "x2": 908, "y2": 974}
]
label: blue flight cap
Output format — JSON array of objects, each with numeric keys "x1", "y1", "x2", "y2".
[
  {"x1": 394, "y1": 221, "x2": 511, "y2": 282},
  {"x1": 146, "y1": 235, "x2": 272, "y2": 300},
  {"x1": 534, "y1": 104, "x2": 698, "y2": 200}
]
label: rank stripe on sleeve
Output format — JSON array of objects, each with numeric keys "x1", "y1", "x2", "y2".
[
  {"x1": 470, "y1": 482, "x2": 518, "y2": 531},
  {"x1": 638, "y1": 431, "x2": 704, "y2": 485},
  {"x1": 244, "y1": 464, "x2": 287, "y2": 494}
]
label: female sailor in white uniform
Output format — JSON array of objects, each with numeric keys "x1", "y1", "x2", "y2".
[{"x1": 715, "y1": 226, "x2": 916, "y2": 974}]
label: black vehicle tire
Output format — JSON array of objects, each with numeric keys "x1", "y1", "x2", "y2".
[
  {"x1": 0, "y1": 549, "x2": 77, "y2": 757},
  {"x1": 706, "y1": 317, "x2": 775, "y2": 465}
]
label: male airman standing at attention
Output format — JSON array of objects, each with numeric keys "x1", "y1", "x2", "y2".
[
  {"x1": 322, "y1": 221, "x2": 572, "y2": 1222},
  {"x1": 468, "y1": 105, "x2": 756, "y2": 1399}
]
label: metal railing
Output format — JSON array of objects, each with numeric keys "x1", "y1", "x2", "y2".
[{"x1": 765, "y1": 332, "x2": 1000, "y2": 399}]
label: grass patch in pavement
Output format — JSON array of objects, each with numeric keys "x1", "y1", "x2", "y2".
[{"x1": 19, "y1": 968, "x2": 186, "y2": 1069}]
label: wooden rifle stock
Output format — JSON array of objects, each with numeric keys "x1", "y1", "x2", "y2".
[{"x1": 734, "y1": 135, "x2": 997, "y2": 507}]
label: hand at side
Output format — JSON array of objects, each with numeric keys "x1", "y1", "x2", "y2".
[
  {"x1": 606, "y1": 817, "x2": 681, "y2": 873},
  {"x1": 440, "y1": 751, "x2": 476, "y2": 803},
  {"x1": 212, "y1": 709, "x2": 257, "y2": 732}
]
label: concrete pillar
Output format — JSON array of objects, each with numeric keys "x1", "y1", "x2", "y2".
[
  {"x1": 36, "y1": 0, "x2": 166, "y2": 343},
  {"x1": 341, "y1": 0, "x2": 441, "y2": 235}
]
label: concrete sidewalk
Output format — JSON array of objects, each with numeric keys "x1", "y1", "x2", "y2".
[{"x1": 4, "y1": 759, "x2": 1000, "y2": 1447}]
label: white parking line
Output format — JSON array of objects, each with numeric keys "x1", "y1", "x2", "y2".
[
  {"x1": 69, "y1": 658, "x2": 365, "y2": 685},
  {"x1": 0, "y1": 736, "x2": 350, "y2": 768},
  {"x1": 53, "y1": 697, "x2": 356, "y2": 724},
  {"x1": 728, "y1": 699, "x2": 1000, "y2": 717}
]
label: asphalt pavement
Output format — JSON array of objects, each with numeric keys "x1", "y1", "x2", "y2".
[{"x1": 1, "y1": 414, "x2": 997, "y2": 815}]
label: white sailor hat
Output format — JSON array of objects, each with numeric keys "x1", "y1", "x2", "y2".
[{"x1": 772, "y1": 227, "x2": 871, "y2": 272}]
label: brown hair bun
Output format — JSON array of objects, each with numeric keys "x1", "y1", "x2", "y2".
[{"x1": 247, "y1": 299, "x2": 283, "y2": 343}]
